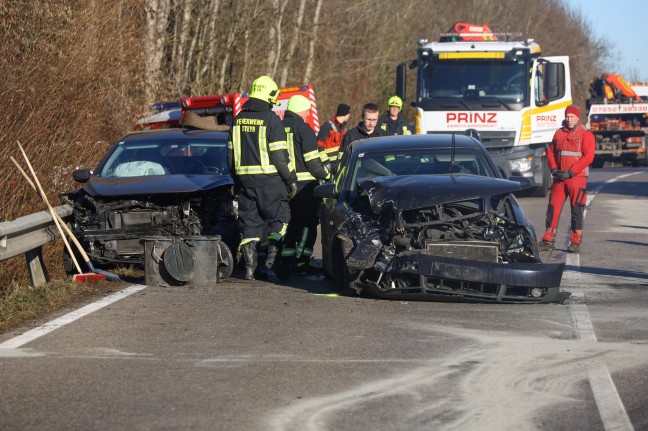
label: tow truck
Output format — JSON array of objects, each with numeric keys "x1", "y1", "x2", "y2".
[
  {"x1": 135, "y1": 84, "x2": 320, "y2": 133},
  {"x1": 395, "y1": 22, "x2": 572, "y2": 196},
  {"x1": 587, "y1": 75, "x2": 648, "y2": 167}
]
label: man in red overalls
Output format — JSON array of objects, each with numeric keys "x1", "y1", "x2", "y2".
[{"x1": 538, "y1": 105, "x2": 595, "y2": 253}]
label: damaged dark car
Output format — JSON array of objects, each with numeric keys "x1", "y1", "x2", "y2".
[
  {"x1": 60, "y1": 128, "x2": 237, "y2": 277},
  {"x1": 315, "y1": 134, "x2": 564, "y2": 303}
]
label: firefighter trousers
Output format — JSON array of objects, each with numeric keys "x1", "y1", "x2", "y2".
[
  {"x1": 237, "y1": 180, "x2": 290, "y2": 242},
  {"x1": 283, "y1": 181, "x2": 320, "y2": 263}
]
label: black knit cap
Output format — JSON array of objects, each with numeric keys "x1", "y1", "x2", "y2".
[{"x1": 336, "y1": 103, "x2": 351, "y2": 116}]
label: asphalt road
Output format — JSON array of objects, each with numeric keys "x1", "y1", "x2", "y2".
[{"x1": 1, "y1": 167, "x2": 647, "y2": 431}]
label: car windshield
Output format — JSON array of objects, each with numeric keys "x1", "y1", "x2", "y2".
[
  {"x1": 349, "y1": 148, "x2": 496, "y2": 193},
  {"x1": 97, "y1": 137, "x2": 229, "y2": 178}
]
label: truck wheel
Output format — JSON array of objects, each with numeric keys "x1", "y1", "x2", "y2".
[
  {"x1": 529, "y1": 165, "x2": 550, "y2": 197},
  {"x1": 592, "y1": 157, "x2": 604, "y2": 169}
]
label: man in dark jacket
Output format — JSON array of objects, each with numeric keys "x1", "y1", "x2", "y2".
[
  {"x1": 227, "y1": 76, "x2": 297, "y2": 279},
  {"x1": 280, "y1": 95, "x2": 332, "y2": 278},
  {"x1": 339, "y1": 103, "x2": 387, "y2": 158},
  {"x1": 537, "y1": 104, "x2": 595, "y2": 253},
  {"x1": 377, "y1": 96, "x2": 411, "y2": 135}
]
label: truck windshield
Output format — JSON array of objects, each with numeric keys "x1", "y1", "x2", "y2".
[{"x1": 418, "y1": 60, "x2": 528, "y2": 109}]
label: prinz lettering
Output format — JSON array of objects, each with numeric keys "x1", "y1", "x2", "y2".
[
  {"x1": 446, "y1": 112, "x2": 497, "y2": 123},
  {"x1": 536, "y1": 115, "x2": 556, "y2": 122}
]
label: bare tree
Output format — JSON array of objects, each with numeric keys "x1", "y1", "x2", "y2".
[
  {"x1": 303, "y1": 0, "x2": 322, "y2": 84},
  {"x1": 279, "y1": 0, "x2": 307, "y2": 86},
  {"x1": 144, "y1": 0, "x2": 171, "y2": 103}
]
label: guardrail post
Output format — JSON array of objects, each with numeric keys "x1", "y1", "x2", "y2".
[{"x1": 25, "y1": 246, "x2": 49, "y2": 287}]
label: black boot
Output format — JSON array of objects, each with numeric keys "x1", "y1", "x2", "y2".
[
  {"x1": 265, "y1": 239, "x2": 281, "y2": 270},
  {"x1": 241, "y1": 241, "x2": 258, "y2": 280},
  {"x1": 276, "y1": 255, "x2": 294, "y2": 280}
]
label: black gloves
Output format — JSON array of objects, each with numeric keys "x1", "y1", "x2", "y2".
[
  {"x1": 552, "y1": 169, "x2": 575, "y2": 182},
  {"x1": 287, "y1": 181, "x2": 297, "y2": 199}
]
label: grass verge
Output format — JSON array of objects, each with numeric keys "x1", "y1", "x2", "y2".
[{"x1": 0, "y1": 267, "x2": 143, "y2": 334}]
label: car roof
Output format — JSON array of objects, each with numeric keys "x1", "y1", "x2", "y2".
[
  {"x1": 351, "y1": 134, "x2": 483, "y2": 153},
  {"x1": 121, "y1": 128, "x2": 229, "y2": 141}
]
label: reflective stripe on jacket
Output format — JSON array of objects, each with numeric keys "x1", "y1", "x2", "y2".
[
  {"x1": 377, "y1": 113, "x2": 412, "y2": 135},
  {"x1": 547, "y1": 122, "x2": 595, "y2": 177},
  {"x1": 284, "y1": 111, "x2": 329, "y2": 185},
  {"x1": 227, "y1": 98, "x2": 295, "y2": 186},
  {"x1": 317, "y1": 117, "x2": 347, "y2": 161}
]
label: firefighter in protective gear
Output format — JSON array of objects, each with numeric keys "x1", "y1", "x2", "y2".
[
  {"x1": 279, "y1": 95, "x2": 331, "y2": 279},
  {"x1": 377, "y1": 95, "x2": 412, "y2": 135},
  {"x1": 538, "y1": 104, "x2": 595, "y2": 253},
  {"x1": 317, "y1": 103, "x2": 351, "y2": 172},
  {"x1": 227, "y1": 76, "x2": 297, "y2": 279}
]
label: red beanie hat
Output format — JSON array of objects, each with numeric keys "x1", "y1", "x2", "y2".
[{"x1": 565, "y1": 104, "x2": 580, "y2": 118}]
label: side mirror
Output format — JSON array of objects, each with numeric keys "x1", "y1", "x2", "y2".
[
  {"x1": 313, "y1": 182, "x2": 338, "y2": 199},
  {"x1": 72, "y1": 168, "x2": 92, "y2": 183}
]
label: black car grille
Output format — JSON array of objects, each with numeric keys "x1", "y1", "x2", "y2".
[
  {"x1": 116, "y1": 239, "x2": 144, "y2": 254},
  {"x1": 425, "y1": 240, "x2": 499, "y2": 263},
  {"x1": 112, "y1": 211, "x2": 155, "y2": 228}
]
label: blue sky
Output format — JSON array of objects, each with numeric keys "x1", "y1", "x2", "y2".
[{"x1": 561, "y1": 0, "x2": 648, "y2": 82}]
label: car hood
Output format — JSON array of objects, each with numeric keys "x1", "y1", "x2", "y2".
[
  {"x1": 82, "y1": 174, "x2": 233, "y2": 197},
  {"x1": 362, "y1": 174, "x2": 521, "y2": 213}
]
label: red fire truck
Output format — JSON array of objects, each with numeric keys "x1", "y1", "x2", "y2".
[{"x1": 135, "y1": 85, "x2": 320, "y2": 134}]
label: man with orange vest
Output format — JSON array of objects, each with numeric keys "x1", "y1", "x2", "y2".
[
  {"x1": 317, "y1": 103, "x2": 351, "y2": 171},
  {"x1": 538, "y1": 105, "x2": 595, "y2": 253}
]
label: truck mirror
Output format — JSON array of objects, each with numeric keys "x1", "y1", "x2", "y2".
[
  {"x1": 542, "y1": 62, "x2": 565, "y2": 101},
  {"x1": 396, "y1": 63, "x2": 407, "y2": 99}
]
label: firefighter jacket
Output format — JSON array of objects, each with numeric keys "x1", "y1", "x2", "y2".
[
  {"x1": 317, "y1": 116, "x2": 348, "y2": 162},
  {"x1": 377, "y1": 112, "x2": 412, "y2": 135},
  {"x1": 547, "y1": 122, "x2": 595, "y2": 177},
  {"x1": 283, "y1": 111, "x2": 330, "y2": 187},
  {"x1": 339, "y1": 122, "x2": 388, "y2": 157},
  {"x1": 227, "y1": 98, "x2": 297, "y2": 187}
]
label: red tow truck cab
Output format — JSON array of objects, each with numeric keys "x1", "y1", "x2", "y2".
[{"x1": 135, "y1": 85, "x2": 320, "y2": 134}]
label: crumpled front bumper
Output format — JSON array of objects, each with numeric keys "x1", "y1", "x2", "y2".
[{"x1": 367, "y1": 252, "x2": 565, "y2": 303}]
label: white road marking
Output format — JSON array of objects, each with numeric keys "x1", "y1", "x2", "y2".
[
  {"x1": 589, "y1": 364, "x2": 636, "y2": 431},
  {"x1": 564, "y1": 170, "x2": 644, "y2": 431},
  {"x1": 565, "y1": 292, "x2": 596, "y2": 342},
  {"x1": 0, "y1": 284, "x2": 147, "y2": 349}
]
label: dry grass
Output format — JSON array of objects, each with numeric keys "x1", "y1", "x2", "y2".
[
  {"x1": 0, "y1": 0, "x2": 145, "y2": 291},
  {"x1": 0, "y1": 265, "x2": 144, "y2": 333}
]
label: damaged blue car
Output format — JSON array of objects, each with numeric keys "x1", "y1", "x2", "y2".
[
  {"x1": 60, "y1": 127, "x2": 237, "y2": 277},
  {"x1": 315, "y1": 134, "x2": 564, "y2": 303}
]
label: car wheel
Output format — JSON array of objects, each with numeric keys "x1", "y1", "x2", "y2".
[
  {"x1": 216, "y1": 240, "x2": 234, "y2": 280},
  {"x1": 332, "y1": 238, "x2": 357, "y2": 293},
  {"x1": 63, "y1": 245, "x2": 86, "y2": 275},
  {"x1": 365, "y1": 282, "x2": 391, "y2": 299}
]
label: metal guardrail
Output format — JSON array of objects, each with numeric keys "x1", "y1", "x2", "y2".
[{"x1": 0, "y1": 204, "x2": 73, "y2": 286}]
